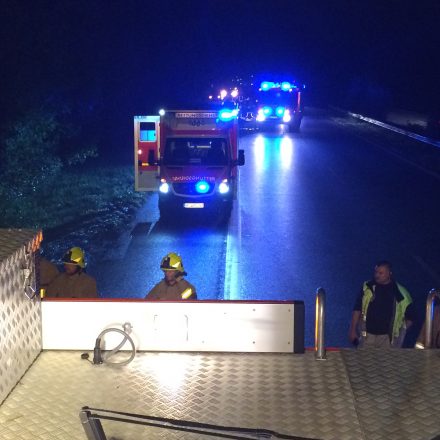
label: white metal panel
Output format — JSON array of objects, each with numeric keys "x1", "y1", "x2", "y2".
[{"x1": 41, "y1": 301, "x2": 295, "y2": 352}]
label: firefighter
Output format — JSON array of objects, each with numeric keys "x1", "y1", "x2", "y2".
[
  {"x1": 39, "y1": 255, "x2": 60, "y2": 290},
  {"x1": 145, "y1": 252, "x2": 197, "y2": 300},
  {"x1": 45, "y1": 247, "x2": 98, "y2": 298}
]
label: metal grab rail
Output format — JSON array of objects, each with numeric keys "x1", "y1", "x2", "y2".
[
  {"x1": 79, "y1": 407, "x2": 319, "y2": 440},
  {"x1": 315, "y1": 287, "x2": 326, "y2": 360},
  {"x1": 424, "y1": 288, "x2": 440, "y2": 349}
]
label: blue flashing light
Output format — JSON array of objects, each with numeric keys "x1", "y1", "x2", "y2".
[
  {"x1": 281, "y1": 82, "x2": 291, "y2": 91},
  {"x1": 260, "y1": 81, "x2": 273, "y2": 91},
  {"x1": 218, "y1": 108, "x2": 238, "y2": 122},
  {"x1": 276, "y1": 106, "x2": 285, "y2": 117},
  {"x1": 262, "y1": 106, "x2": 273, "y2": 116},
  {"x1": 195, "y1": 180, "x2": 210, "y2": 194}
]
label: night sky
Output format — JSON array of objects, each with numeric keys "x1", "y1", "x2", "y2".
[{"x1": 1, "y1": 1, "x2": 439, "y2": 160}]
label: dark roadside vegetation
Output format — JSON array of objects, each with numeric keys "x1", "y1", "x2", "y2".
[{"x1": 0, "y1": 107, "x2": 147, "y2": 265}]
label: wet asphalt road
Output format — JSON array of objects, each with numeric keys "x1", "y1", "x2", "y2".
[{"x1": 92, "y1": 111, "x2": 440, "y2": 347}]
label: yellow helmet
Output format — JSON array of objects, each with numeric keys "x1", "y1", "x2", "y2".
[
  {"x1": 62, "y1": 247, "x2": 86, "y2": 268},
  {"x1": 160, "y1": 252, "x2": 185, "y2": 273}
]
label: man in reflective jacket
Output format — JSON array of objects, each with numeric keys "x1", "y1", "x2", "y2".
[
  {"x1": 145, "y1": 252, "x2": 197, "y2": 301},
  {"x1": 348, "y1": 261, "x2": 414, "y2": 348}
]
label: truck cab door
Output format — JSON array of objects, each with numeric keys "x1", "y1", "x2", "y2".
[{"x1": 134, "y1": 116, "x2": 160, "y2": 191}]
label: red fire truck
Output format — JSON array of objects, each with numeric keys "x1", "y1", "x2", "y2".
[
  {"x1": 134, "y1": 109, "x2": 245, "y2": 219},
  {"x1": 252, "y1": 80, "x2": 303, "y2": 132}
]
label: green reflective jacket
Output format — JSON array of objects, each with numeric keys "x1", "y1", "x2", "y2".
[{"x1": 361, "y1": 281, "x2": 412, "y2": 340}]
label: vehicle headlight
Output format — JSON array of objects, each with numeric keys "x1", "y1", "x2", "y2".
[
  {"x1": 283, "y1": 109, "x2": 291, "y2": 123},
  {"x1": 256, "y1": 109, "x2": 266, "y2": 122},
  {"x1": 159, "y1": 182, "x2": 170, "y2": 193},
  {"x1": 219, "y1": 180, "x2": 230, "y2": 194}
]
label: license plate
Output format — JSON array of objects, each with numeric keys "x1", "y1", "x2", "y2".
[{"x1": 184, "y1": 202, "x2": 204, "y2": 209}]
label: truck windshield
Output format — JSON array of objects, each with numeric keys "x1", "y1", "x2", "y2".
[
  {"x1": 257, "y1": 89, "x2": 298, "y2": 107},
  {"x1": 163, "y1": 138, "x2": 228, "y2": 166}
]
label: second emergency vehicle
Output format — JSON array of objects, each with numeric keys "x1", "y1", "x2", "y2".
[
  {"x1": 253, "y1": 80, "x2": 303, "y2": 132},
  {"x1": 134, "y1": 109, "x2": 245, "y2": 218}
]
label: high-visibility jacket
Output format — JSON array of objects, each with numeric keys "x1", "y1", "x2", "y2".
[{"x1": 361, "y1": 281, "x2": 412, "y2": 344}]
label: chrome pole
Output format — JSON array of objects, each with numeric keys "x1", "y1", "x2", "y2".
[
  {"x1": 425, "y1": 288, "x2": 440, "y2": 349},
  {"x1": 315, "y1": 287, "x2": 326, "y2": 360}
]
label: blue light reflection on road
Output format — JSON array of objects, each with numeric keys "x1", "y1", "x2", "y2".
[
  {"x1": 280, "y1": 136, "x2": 294, "y2": 171},
  {"x1": 224, "y1": 133, "x2": 298, "y2": 301},
  {"x1": 253, "y1": 134, "x2": 294, "y2": 174}
]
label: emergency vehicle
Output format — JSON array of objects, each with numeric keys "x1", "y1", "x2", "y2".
[
  {"x1": 253, "y1": 80, "x2": 303, "y2": 132},
  {"x1": 134, "y1": 109, "x2": 244, "y2": 218}
]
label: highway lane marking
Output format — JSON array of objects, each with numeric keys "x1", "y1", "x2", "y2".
[{"x1": 223, "y1": 184, "x2": 243, "y2": 300}]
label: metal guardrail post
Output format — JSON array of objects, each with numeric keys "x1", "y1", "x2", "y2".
[
  {"x1": 425, "y1": 288, "x2": 440, "y2": 349},
  {"x1": 315, "y1": 287, "x2": 326, "y2": 360}
]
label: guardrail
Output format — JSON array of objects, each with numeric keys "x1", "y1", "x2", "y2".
[
  {"x1": 329, "y1": 105, "x2": 440, "y2": 148},
  {"x1": 315, "y1": 287, "x2": 326, "y2": 360},
  {"x1": 348, "y1": 112, "x2": 440, "y2": 148},
  {"x1": 424, "y1": 288, "x2": 440, "y2": 348}
]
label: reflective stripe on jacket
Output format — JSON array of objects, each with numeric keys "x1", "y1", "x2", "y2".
[
  {"x1": 146, "y1": 278, "x2": 197, "y2": 301},
  {"x1": 361, "y1": 281, "x2": 412, "y2": 341}
]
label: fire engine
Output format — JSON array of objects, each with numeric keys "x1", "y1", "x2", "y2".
[
  {"x1": 252, "y1": 80, "x2": 303, "y2": 132},
  {"x1": 2, "y1": 230, "x2": 440, "y2": 439},
  {"x1": 134, "y1": 108, "x2": 245, "y2": 219},
  {"x1": 208, "y1": 76, "x2": 304, "y2": 132}
]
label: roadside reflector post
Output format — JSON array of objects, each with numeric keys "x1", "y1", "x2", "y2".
[{"x1": 315, "y1": 287, "x2": 326, "y2": 360}]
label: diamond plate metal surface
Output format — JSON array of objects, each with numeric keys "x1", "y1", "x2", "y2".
[
  {"x1": 342, "y1": 349, "x2": 440, "y2": 440},
  {"x1": 0, "y1": 351, "x2": 362, "y2": 440},
  {"x1": 0, "y1": 229, "x2": 42, "y2": 405}
]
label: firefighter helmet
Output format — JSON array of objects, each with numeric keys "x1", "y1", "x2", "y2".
[
  {"x1": 160, "y1": 252, "x2": 185, "y2": 273},
  {"x1": 62, "y1": 247, "x2": 86, "y2": 268}
]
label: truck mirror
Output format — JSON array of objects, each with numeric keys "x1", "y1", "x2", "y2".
[
  {"x1": 147, "y1": 149, "x2": 156, "y2": 166},
  {"x1": 238, "y1": 149, "x2": 245, "y2": 166}
]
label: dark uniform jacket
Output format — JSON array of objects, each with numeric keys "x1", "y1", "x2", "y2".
[
  {"x1": 39, "y1": 258, "x2": 60, "y2": 288},
  {"x1": 45, "y1": 272, "x2": 98, "y2": 298},
  {"x1": 146, "y1": 278, "x2": 197, "y2": 301}
]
